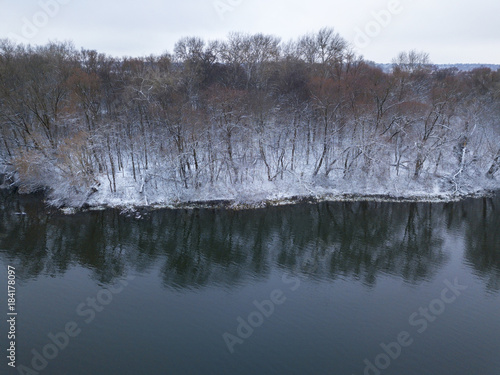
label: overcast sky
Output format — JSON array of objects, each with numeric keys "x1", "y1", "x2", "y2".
[{"x1": 1, "y1": 0, "x2": 499, "y2": 64}]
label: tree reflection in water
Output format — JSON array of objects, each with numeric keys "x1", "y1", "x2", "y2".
[{"x1": 1, "y1": 190, "x2": 498, "y2": 292}]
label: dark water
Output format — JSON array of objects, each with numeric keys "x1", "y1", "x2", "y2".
[{"x1": 0, "y1": 191, "x2": 499, "y2": 375}]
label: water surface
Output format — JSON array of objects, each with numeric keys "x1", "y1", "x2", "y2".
[{"x1": 0, "y1": 191, "x2": 499, "y2": 374}]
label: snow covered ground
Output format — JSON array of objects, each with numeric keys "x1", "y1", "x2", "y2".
[{"x1": 37, "y1": 162, "x2": 499, "y2": 212}]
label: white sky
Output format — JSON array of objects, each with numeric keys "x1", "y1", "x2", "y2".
[{"x1": 1, "y1": 0, "x2": 499, "y2": 64}]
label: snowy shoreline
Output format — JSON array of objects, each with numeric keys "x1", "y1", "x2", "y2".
[
  {"x1": 82, "y1": 189, "x2": 497, "y2": 211},
  {"x1": 62, "y1": 190, "x2": 500, "y2": 215},
  {"x1": 3, "y1": 161, "x2": 500, "y2": 213},
  {"x1": 69, "y1": 168, "x2": 500, "y2": 212},
  {"x1": 2, "y1": 184, "x2": 495, "y2": 214}
]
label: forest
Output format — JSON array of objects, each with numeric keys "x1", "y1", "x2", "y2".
[{"x1": 0, "y1": 28, "x2": 499, "y2": 207}]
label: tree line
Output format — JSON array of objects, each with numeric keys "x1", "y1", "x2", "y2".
[{"x1": 0, "y1": 28, "x2": 499, "y2": 205}]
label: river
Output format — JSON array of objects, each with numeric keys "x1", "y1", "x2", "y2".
[{"x1": 0, "y1": 191, "x2": 499, "y2": 374}]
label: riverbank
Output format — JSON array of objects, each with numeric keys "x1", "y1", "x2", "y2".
[
  {"x1": 78, "y1": 189, "x2": 497, "y2": 213},
  {"x1": 2, "y1": 176, "x2": 497, "y2": 214},
  {"x1": 72, "y1": 169, "x2": 500, "y2": 212}
]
